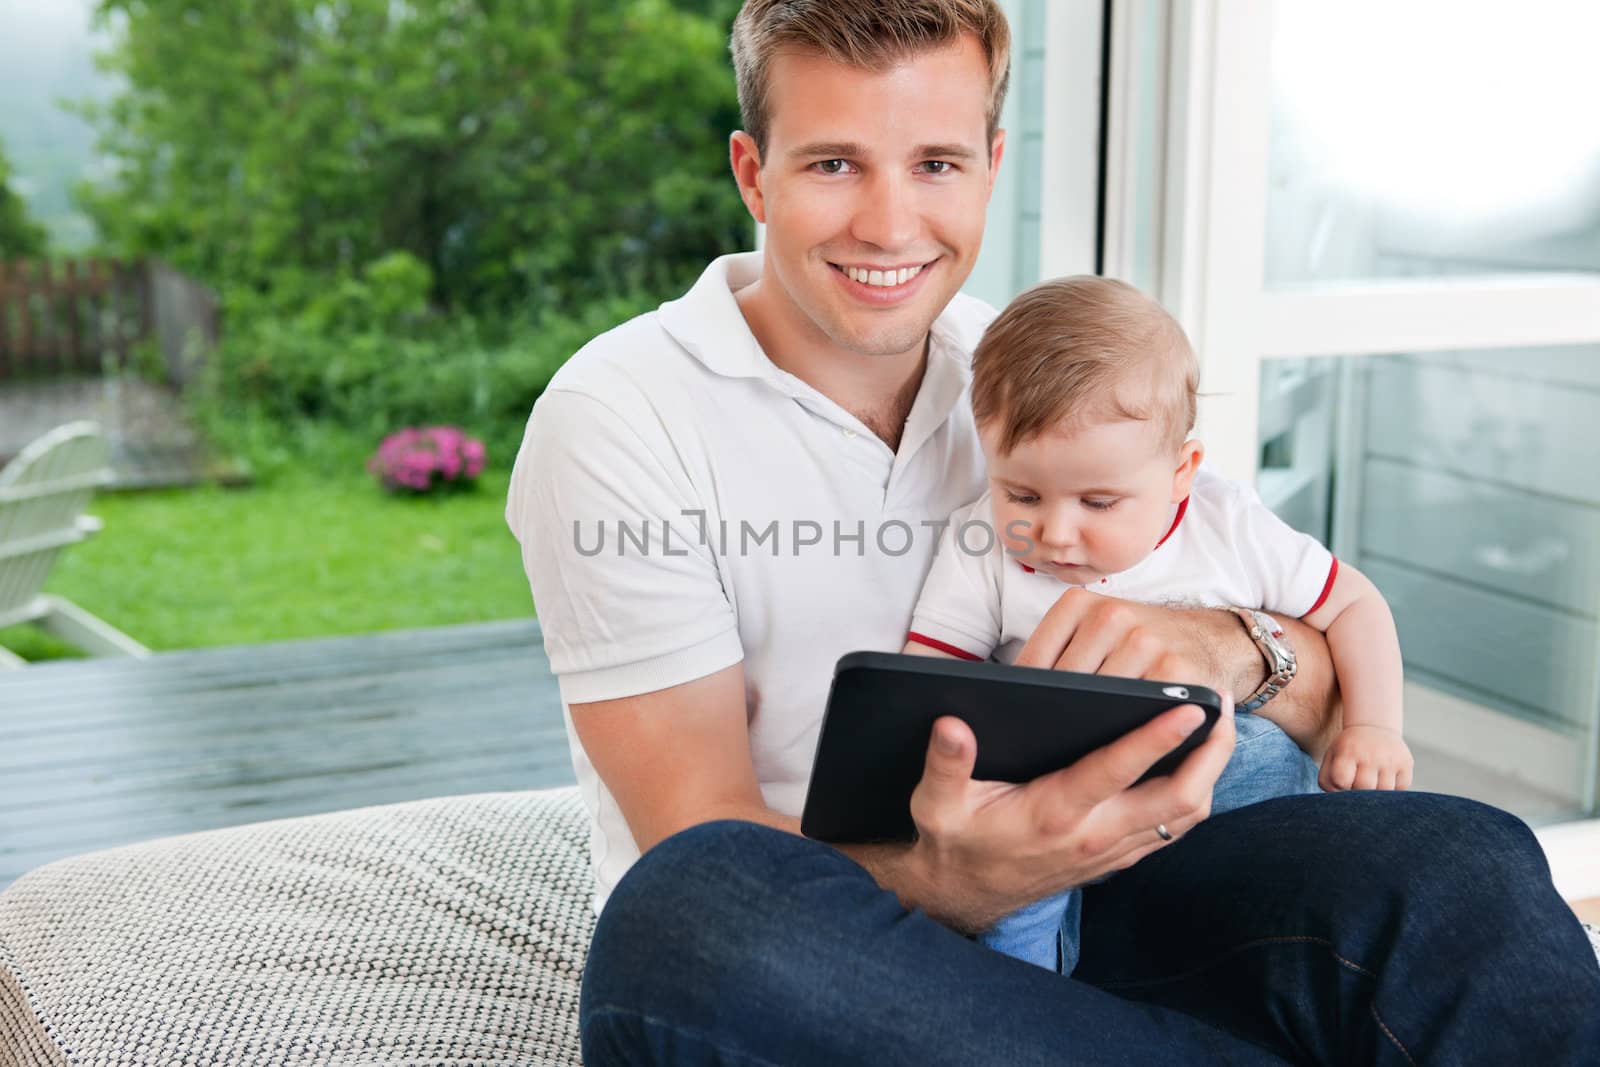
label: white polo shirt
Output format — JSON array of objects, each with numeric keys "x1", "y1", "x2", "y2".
[
  {"x1": 506, "y1": 252, "x2": 997, "y2": 911},
  {"x1": 908, "y1": 467, "x2": 1338, "y2": 664}
]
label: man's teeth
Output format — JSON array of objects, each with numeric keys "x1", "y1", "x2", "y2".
[{"x1": 843, "y1": 264, "x2": 924, "y2": 287}]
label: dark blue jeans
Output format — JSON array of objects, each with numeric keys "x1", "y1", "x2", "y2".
[{"x1": 580, "y1": 792, "x2": 1600, "y2": 1065}]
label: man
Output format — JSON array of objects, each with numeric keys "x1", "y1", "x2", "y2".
[{"x1": 508, "y1": 2, "x2": 1600, "y2": 1063}]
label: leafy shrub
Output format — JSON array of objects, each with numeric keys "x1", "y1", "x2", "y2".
[{"x1": 190, "y1": 256, "x2": 656, "y2": 480}]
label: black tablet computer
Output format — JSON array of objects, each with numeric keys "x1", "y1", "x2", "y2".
[{"x1": 800, "y1": 651, "x2": 1223, "y2": 843}]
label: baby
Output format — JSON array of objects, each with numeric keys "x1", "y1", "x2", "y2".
[{"x1": 904, "y1": 276, "x2": 1412, "y2": 972}]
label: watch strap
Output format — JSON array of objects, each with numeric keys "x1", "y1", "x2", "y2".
[{"x1": 1233, "y1": 607, "x2": 1297, "y2": 713}]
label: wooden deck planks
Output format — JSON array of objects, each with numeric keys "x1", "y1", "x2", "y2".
[{"x1": 0, "y1": 619, "x2": 576, "y2": 889}]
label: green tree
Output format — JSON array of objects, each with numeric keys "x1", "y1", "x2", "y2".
[
  {"x1": 82, "y1": 0, "x2": 748, "y2": 315},
  {"x1": 0, "y1": 142, "x2": 48, "y2": 259}
]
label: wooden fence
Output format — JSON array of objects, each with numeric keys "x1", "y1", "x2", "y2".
[{"x1": 0, "y1": 259, "x2": 219, "y2": 387}]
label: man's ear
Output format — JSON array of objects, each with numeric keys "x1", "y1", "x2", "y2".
[
  {"x1": 730, "y1": 131, "x2": 766, "y2": 224},
  {"x1": 986, "y1": 128, "x2": 1007, "y2": 199},
  {"x1": 1173, "y1": 439, "x2": 1204, "y2": 501}
]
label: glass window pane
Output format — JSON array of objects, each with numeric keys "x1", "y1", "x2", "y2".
[
  {"x1": 1257, "y1": 345, "x2": 1600, "y2": 823},
  {"x1": 1265, "y1": 0, "x2": 1600, "y2": 287},
  {"x1": 964, "y1": 0, "x2": 1052, "y2": 305}
]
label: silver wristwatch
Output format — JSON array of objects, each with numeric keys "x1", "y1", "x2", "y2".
[{"x1": 1232, "y1": 608, "x2": 1297, "y2": 713}]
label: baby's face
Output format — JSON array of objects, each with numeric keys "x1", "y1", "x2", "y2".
[{"x1": 979, "y1": 418, "x2": 1200, "y2": 584}]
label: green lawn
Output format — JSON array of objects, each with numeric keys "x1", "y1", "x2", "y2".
[{"x1": 0, "y1": 469, "x2": 535, "y2": 662}]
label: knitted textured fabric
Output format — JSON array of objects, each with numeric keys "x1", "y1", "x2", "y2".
[{"x1": 0, "y1": 789, "x2": 593, "y2": 1067}]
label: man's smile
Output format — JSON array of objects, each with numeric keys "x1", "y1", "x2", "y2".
[{"x1": 828, "y1": 258, "x2": 939, "y2": 303}]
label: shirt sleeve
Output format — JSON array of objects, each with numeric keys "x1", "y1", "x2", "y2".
[
  {"x1": 1227, "y1": 481, "x2": 1338, "y2": 619},
  {"x1": 906, "y1": 497, "x2": 1003, "y2": 660},
  {"x1": 506, "y1": 388, "x2": 743, "y2": 705}
]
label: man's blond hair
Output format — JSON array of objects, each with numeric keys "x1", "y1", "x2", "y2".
[
  {"x1": 971, "y1": 276, "x2": 1200, "y2": 455},
  {"x1": 730, "y1": 0, "x2": 1012, "y2": 156}
]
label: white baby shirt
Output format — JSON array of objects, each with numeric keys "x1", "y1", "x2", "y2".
[{"x1": 908, "y1": 466, "x2": 1338, "y2": 663}]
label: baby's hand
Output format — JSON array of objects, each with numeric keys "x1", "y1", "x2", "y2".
[{"x1": 1318, "y1": 725, "x2": 1414, "y2": 792}]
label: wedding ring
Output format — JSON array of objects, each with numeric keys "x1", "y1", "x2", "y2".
[{"x1": 1155, "y1": 823, "x2": 1174, "y2": 842}]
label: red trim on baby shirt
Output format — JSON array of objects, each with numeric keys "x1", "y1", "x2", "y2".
[
  {"x1": 1154, "y1": 496, "x2": 1190, "y2": 551},
  {"x1": 1305, "y1": 557, "x2": 1340, "y2": 616},
  {"x1": 906, "y1": 632, "x2": 984, "y2": 661},
  {"x1": 1017, "y1": 561, "x2": 1035, "y2": 574}
]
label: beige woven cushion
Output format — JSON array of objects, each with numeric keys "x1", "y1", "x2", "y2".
[{"x1": 0, "y1": 788, "x2": 594, "y2": 1067}]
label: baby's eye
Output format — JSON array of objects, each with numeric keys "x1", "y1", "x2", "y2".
[
  {"x1": 1082, "y1": 498, "x2": 1119, "y2": 512},
  {"x1": 1005, "y1": 491, "x2": 1039, "y2": 506}
]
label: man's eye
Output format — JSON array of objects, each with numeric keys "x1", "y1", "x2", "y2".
[
  {"x1": 1082, "y1": 499, "x2": 1118, "y2": 512},
  {"x1": 921, "y1": 160, "x2": 954, "y2": 175},
  {"x1": 1005, "y1": 491, "x2": 1039, "y2": 506},
  {"x1": 814, "y1": 159, "x2": 849, "y2": 175}
]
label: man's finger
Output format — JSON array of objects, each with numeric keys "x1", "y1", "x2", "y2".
[
  {"x1": 909, "y1": 716, "x2": 979, "y2": 840},
  {"x1": 1037, "y1": 699, "x2": 1232, "y2": 884},
  {"x1": 1011, "y1": 589, "x2": 1094, "y2": 669},
  {"x1": 1156, "y1": 693, "x2": 1235, "y2": 795},
  {"x1": 1042, "y1": 702, "x2": 1210, "y2": 810},
  {"x1": 1083, "y1": 812, "x2": 1191, "y2": 879},
  {"x1": 1091, "y1": 833, "x2": 1169, "y2": 879},
  {"x1": 1048, "y1": 607, "x2": 1128, "y2": 675},
  {"x1": 919, "y1": 715, "x2": 977, "y2": 792},
  {"x1": 1098, "y1": 634, "x2": 1164, "y2": 682},
  {"x1": 1113, "y1": 694, "x2": 1235, "y2": 829}
]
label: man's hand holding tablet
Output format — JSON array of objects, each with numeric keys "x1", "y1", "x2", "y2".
[
  {"x1": 899, "y1": 690, "x2": 1232, "y2": 931},
  {"x1": 814, "y1": 598, "x2": 1239, "y2": 935},
  {"x1": 802, "y1": 655, "x2": 1228, "y2": 842}
]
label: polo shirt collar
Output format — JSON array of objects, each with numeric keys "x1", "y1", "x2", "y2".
[
  {"x1": 894, "y1": 331, "x2": 970, "y2": 467},
  {"x1": 657, "y1": 252, "x2": 777, "y2": 382}
]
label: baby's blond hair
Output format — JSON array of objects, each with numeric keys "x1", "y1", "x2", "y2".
[{"x1": 970, "y1": 276, "x2": 1198, "y2": 455}]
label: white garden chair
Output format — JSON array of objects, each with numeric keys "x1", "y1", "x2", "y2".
[{"x1": 0, "y1": 421, "x2": 149, "y2": 669}]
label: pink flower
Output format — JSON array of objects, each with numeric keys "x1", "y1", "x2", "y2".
[{"x1": 369, "y1": 425, "x2": 487, "y2": 494}]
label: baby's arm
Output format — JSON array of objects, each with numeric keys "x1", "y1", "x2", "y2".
[{"x1": 1301, "y1": 563, "x2": 1413, "y2": 791}]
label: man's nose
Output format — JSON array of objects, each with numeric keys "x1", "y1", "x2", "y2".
[{"x1": 850, "y1": 171, "x2": 920, "y2": 251}]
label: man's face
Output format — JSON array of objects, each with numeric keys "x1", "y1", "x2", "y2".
[{"x1": 733, "y1": 36, "x2": 1003, "y2": 360}]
